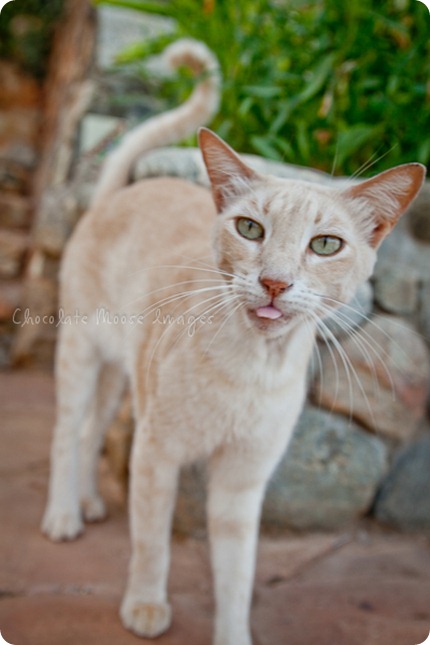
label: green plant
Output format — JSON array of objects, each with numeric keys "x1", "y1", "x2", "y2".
[{"x1": 94, "y1": 0, "x2": 430, "y2": 175}]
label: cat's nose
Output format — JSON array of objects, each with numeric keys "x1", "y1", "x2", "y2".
[{"x1": 259, "y1": 276, "x2": 292, "y2": 299}]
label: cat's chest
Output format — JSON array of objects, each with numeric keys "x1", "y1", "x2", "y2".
[{"x1": 148, "y1": 331, "x2": 311, "y2": 455}]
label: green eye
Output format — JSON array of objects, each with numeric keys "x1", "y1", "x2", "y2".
[
  {"x1": 236, "y1": 217, "x2": 265, "y2": 241},
  {"x1": 310, "y1": 235, "x2": 343, "y2": 256}
]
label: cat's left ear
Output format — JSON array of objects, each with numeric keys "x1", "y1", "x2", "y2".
[
  {"x1": 344, "y1": 163, "x2": 426, "y2": 248},
  {"x1": 198, "y1": 127, "x2": 261, "y2": 212}
]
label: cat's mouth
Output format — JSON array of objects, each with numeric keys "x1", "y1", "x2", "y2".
[
  {"x1": 254, "y1": 305, "x2": 283, "y2": 320},
  {"x1": 247, "y1": 304, "x2": 293, "y2": 329}
]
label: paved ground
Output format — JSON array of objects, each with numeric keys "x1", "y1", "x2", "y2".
[{"x1": 1, "y1": 369, "x2": 430, "y2": 645}]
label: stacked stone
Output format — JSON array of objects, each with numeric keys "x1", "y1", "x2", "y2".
[{"x1": 0, "y1": 62, "x2": 42, "y2": 367}]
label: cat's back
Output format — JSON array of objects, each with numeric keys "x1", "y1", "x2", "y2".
[
  {"x1": 61, "y1": 177, "x2": 216, "y2": 308},
  {"x1": 78, "y1": 176, "x2": 214, "y2": 259}
]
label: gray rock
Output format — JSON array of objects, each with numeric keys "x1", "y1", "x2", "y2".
[
  {"x1": 32, "y1": 186, "x2": 80, "y2": 257},
  {"x1": 420, "y1": 281, "x2": 430, "y2": 343},
  {"x1": 376, "y1": 214, "x2": 430, "y2": 283},
  {"x1": 373, "y1": 263, "x2": 420, "y2": 315},
  {"x1": 408, "y1": 181, "x2": 430, "y2": 243},
  {"x1": 174, "y1": 462, "x2": 207, "y2": 536},
  {"x1": 317, "y1": 281, "x2": 374, "y2": 340},
  {"x1": 374, "y1": 435, "x2": 430, "y2": 531},
  {"x1": 262, "y1": 406, "x2": 388, "y2": 531},
  {"x1": 313, "y1": 315, "x2": 430, "y2": 441},
  {"x1": 97, "y1": 6, "x2": 175, "y2": 70}
]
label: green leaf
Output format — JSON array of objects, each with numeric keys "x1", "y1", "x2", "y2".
[
  {"x1": 417, "y1": 139, "x2": 430, "y2": 165},
  {"x1": 238, "y1": 96, "x2": 255, "y2": 118},
  {"x1": 272, "y1": 136, "x2": 294, "y2": 161},
  {"x1": 243, "y1": 85, "x2": 283, "y2": 99},
  {"x1": 114, "y1": 42, "x2": 151, "y2": 64},
  {"x1": 270, "y1": 101, "x2": 297, "y2": 135},
  {"x1": 295, "y1": 53, "x2": 336, "y2": 105},
  {"x1": 336, "y1": 125, "x2": 383, "y2": 167},
  {"x1": 251, "y1": 136, "x2": 284, "y2": 161},
  {"x1": 296, "y1": 121, "x2": 310, "y2": 161}
]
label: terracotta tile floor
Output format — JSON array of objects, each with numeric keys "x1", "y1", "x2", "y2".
[{"x1": 1, "y1": 370, "x2": 430, "y2": 645}]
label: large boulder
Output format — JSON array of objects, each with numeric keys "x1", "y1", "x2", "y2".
[
  {"x1": 263, "y1": 406, "x2": 388, "y2": 530},
  {"x1": 374, "y1": 435, "x2": 430, "y2": 531},
  {"x1": 313, "y1": 315, "x2": 430, "y2": 441}
]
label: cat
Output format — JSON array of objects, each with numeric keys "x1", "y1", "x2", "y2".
[{"x1": 41, "y1": 38, "x2": 425, "y2": 645}]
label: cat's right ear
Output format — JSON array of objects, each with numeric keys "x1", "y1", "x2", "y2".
[{"x1": 198, "y1": 128, "x2": 260, "y2": 212}]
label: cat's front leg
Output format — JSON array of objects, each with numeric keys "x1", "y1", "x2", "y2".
[
  {"x1": 208, "y1": 437, "x2": 287, "y2": 645},
  {"x1": 120, "y1": 420, "x2": 180, "y2": 638}
]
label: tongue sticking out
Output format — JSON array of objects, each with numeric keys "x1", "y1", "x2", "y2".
[{"x1": 255, "y1": 306, "x2": 283, "y2": 320}]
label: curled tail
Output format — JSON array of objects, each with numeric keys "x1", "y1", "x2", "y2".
[{"x1": 91, "y1": 39, "x2": 221, "y2": 208}]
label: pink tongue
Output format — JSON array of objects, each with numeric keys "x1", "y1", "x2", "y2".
[{"x1": 255, "y1": 306, "x2": 283, "y2": 320}]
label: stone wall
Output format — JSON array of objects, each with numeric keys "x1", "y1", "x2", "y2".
[
  {"x1": 0, "y1": 0, "x2": 96, "y2": 368},
  {"x1": 8, "y1": 0, "x2": 97, "y2": 367},
  {"x1": 0, "y1": 60, "x2": 43, "y2": 366}
]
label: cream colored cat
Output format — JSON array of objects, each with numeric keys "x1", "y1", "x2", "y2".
[{"x1": 41, "y1": 38, "x2": 425, "y2": 645}]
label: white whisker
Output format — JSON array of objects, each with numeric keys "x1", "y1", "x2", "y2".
[
  {"x1": 204, "y1": 299, "x2": 245, "y2": 355},
  {"x1": 315, "y1": 302, "x2": 393, "y2": 400},
  {"x1": 305, "y1": 317, "x2": 325, "y2": 407},
  {"x1": 314, "y1": 292, "x2": 407, "y2": 392},
  {"x1": 144, "y1": 291, "x2": 241, "y2": 382},
  {"x1": 126, "y1": 263, "x2": 237, "y2": 282},
  {"x1": 128, "y1": 284, "x2": 231, "y2": 322},
  {"x1": 123, "y1": 279, "x2": 231, "y2": 311},
  {"x1": 311, "y1": 310, "x2": 377, "y2": 427},
  {"x1": 308, "y1": 312, "x2": 342, "y2": 416}
]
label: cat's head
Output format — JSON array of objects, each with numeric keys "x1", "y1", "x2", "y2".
[{"x1": 199, "y1": 128, "x2": 426, "y2": 339}]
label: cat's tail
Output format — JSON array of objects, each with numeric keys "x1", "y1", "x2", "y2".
[{"x1": 91, "y1": 38, "x2": 221, "y2": 208}]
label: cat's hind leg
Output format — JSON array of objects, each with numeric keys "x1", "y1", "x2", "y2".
[
  {"x1": 41, "y1": 325, "x2": 101, "y2": 541},
  {"x1": 79, "y1": 362, "x2": 126, "y2": 522}
]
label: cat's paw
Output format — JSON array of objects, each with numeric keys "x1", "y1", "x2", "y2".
[
  {"x1": 81, "y1": 495, "x2": 107, "y2": 523},
  {"x1": 120, "y1": 598, "x2": 172, "y2": 638},
  {"x1": 41, "y1": 507, "x2": 83, "y2": 542}
]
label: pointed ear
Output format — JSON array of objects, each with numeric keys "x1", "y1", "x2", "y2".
[
  {"x1": 344, "y1": 163, "x2": 426, "y2": 248},
  {"x1": 198, "y1": 127, "x2": 261, "y2": 212}
]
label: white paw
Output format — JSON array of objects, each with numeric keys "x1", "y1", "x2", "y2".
[
  {"x1": 214, "y1": 631, "x2": 252, "y2": 645},
  {"x1": 41, "y1": 507, "x2": 83, "y2": 542},
  {"x1": 120, "y1": 597, "x2": 172, "y2": 638},
  {"x1": 81, "y1": 495, "x2": 107, "y2": 522}
]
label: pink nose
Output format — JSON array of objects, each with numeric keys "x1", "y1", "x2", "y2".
[{"x1": 259, "y1": 277, "x2": 291, "y2": 299}]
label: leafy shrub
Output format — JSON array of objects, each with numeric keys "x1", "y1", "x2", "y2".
[{"x1": 95, "y1": 0, "x2": 430, "y2": 175}]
